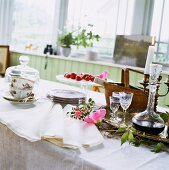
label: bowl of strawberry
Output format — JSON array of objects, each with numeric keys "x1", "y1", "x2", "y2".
[{"x1": 64, "y1": 73, "x2": 95, "y2": 82}]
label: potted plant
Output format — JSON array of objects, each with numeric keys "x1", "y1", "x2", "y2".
[
  {"x1": 58, "y1": 32, "x2": 74, "y2": 57},
  {"x1": 73, "y1": 25, "x2": 100, "y2": 60},
  {"x1": 74, "y1": 29, "x2": 100, "y2": 48},
  {"x1": 57, "y1": 25, "x2": 100, "y2": 59}
]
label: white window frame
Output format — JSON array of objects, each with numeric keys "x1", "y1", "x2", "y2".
[
  {"x1": 57, "y1": 0, "x2": 153, "y2": 58},
  {"x1": 9, "y1": 0, "x2": 157, "y2": 62}
]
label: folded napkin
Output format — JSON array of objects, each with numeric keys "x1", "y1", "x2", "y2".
[
  {"x1": 41, "y1": 104, "x2": 64, "y2": 140},
  {"x1": 0, "y1": 101, "x2": 54, "y2": 141},
  {"x1": 0, "y1": 102, "x2": 104, "y2": 148},
  {"x1": 61, "y1": 105, "x2": 104, "y2": 148},
  {"x1": 43, "y1": 104, "x2": 104, "y2": 149},
  {"x1": 62, "y1": 117, "x2": 104, "y2": 148}
]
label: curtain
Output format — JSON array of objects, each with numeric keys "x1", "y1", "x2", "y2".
[{"x1": 0, "y1": 0, "x2": 14, "y2": 45}]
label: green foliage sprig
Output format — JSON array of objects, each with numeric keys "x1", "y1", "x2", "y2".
[
  {"x1": 151, "y1": 142, "x2": 164, "y2": 153},
  {"x1": 115, "y1": 125, "x2": 167, "y2": 153},
  {"x1": 116, "y1": 125, "x2": 136, "y2": 145}
]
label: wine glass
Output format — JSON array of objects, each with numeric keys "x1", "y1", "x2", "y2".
[
  {"x1": 109, "y1": 92, "x2": 120, "y2": 123},
  {"x1": 119, "y1": 92, "x2": 133, "y2": 125}
]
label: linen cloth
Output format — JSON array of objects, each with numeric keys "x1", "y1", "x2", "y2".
[
  {"x1": 1, "y1": 121, "x2": 169, "y2": 170},
  {"x1": 1, "y1": 79, "x2": 169, "y2": 170},
  {"x1": 0, "y1": 100, "x2": 104, "y2": 148}
]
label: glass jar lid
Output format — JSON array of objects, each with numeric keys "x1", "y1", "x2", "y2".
[{"x1": 5, "y1": 55, "x2": 39, "y2": 82}]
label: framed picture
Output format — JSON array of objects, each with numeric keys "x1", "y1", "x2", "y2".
[
  {"x1": 0, "y1": 45, "x2": 9, "y2": 75},
  {"x1": 113, "y1": 35, "x2": 154, "y2": 68}
]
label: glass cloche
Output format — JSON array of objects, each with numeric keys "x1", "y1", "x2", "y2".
[{"x1": 5, "y1": 56, "x2": 39, "y2": 99}]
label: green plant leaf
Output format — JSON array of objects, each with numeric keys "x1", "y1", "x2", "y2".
[
  {"x1": 128, "y1": 131, "x2": 134, "y2": 144},
  {"x1": 121, "y1": 132, "x2": 129, "y2": 145},
  {"x1": 132, "y1": 136, "x2": 142, "y2": 147},
  {"x1": 160, "y1": 112, "x2": 169, "y2": 123},
  {"x1": 130, "y1": 127, "x2": 136, "y2": 133},
  {"x1": 117, "y1": 127, "x2": 126, "y2": 133},
  {"x1": 142, "y1": 132, "x2": 146, "y2": 138},
  {"x1": 151, "y1": 142, "x2": 164, "y2": 153},
  {"x1": 88, "y1": 98, "x2": 92, "y2": 102}
]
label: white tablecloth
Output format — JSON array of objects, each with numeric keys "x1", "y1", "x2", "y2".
[{"x1": 0, "y1": 79, "x2": 169, "y2": 170}]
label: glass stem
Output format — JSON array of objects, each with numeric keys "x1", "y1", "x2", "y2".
[
  {"x1": 146, "y1": 84, "x2": 157, "y2": 117},
  {"x1": 112, "y1": 111, "x2": 115, "y2": 118},
  {"x1": 123, "y1": 110, "x2": 126, "y2": 124},
  {"x1": 80, "y1": 83, "x2": 88, "y2": 100}
]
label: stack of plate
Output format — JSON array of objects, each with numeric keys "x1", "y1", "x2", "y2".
[{"x1": 47, "y1": 89, "x2": 86, "y2": 105}]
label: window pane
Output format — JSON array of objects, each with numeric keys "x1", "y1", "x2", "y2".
[
  {"x1": 67, "y1": 0, "x2": 129, "y2": 57},
  {"x1": 11, "y1": 0, "x2": 55, "y2": 51},
  {"x1": 151, "y1": 0, "x2": 169, "y2": 63},
  {"x1": 67, "y1": 0, "x2": 138, "y2": 58}
]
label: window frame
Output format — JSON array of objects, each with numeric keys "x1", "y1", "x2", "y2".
[{"x1": 12, "y1": 0, "x2": 169, "y2": 65}]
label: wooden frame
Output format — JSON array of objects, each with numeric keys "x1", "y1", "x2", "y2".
[
  {"x1": 0, "y1": 45, "x2": 10, "y2": 75},
  {"x1": 104, "y1": 68, "x2": 148, "y2": 111},
  {"x1": 113, "y1": 35, "x2": 154, "y2": 68}
]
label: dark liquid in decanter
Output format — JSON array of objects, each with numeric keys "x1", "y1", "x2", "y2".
[{"x1": 132, "y1": 117, "x2": 165, "y2": 135}]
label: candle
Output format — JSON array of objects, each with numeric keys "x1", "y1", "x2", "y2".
[
  {"x1": 167, "y1": 75, "x2": 169, "y2": 83},
  {"x1": 152, "y1": 36, "x2": 155, "y2": 45},
  {"x1": 144, "y1": 46, "x2": 155, "y2": 74}
]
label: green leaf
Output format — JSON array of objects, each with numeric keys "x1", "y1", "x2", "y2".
[
  {"x1": 151, "y1": 142, "x2": 164, "y2": 153},
  {"x1": 88, "y1": 98, "x2": 92, "y2": 103},
  {"x1": 142, "y1": 132, "x2": 146, "y2": 138},
  {"x1": 160, "y1": 113, "x2": 169, "y2": 123},
  {"x1": 130, "y1": 127, "x2": 136, "y2": 133},
  {"x1": 117, "y1": 127, "x2": 126, "y2": 133},
  {"x1": 121, "y1": 132, "x2": 129, "y2": 145},
  {"x1": 132, "y1": 137, "x2": 142, "y2": 147},
  {"x1": 152, "y1": 143, "x2": 164, "y2": 153},
  {"x1": 128, "y1": 131, "x2": 134, "y2": 144}
]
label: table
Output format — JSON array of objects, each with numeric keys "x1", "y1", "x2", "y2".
[{"x1": 0, "y1": 79, "x2": 169, "y2": 170}]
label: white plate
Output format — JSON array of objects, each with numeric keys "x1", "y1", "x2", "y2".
[
  {"x1": 3, "y1": 92, "x2": 37, "y2": 105},
  {"x1": 47, "y1": 89, "x2": 86, "y2": 99},
  {"x1": 47, "y1": 89, "x2": 86, "y2": 104}
]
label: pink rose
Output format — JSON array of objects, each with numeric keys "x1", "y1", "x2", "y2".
[
  {"x1": 92, "y1": 109, "x2": 106, "y2": 123},
  {"x1": 97, "y1": 71, "x2": 109, "y2": 79},
  {"x1": 84, "y1": 109, "x2": 106, "y2": 124},
  {"x1": 84, "y1": 115, "x2": 94, "y2": 123}
]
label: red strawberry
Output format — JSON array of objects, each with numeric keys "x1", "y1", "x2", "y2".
[
  {"x1": 84, "y1": 76, "x2": 90, "y2": 81},
  {"x1": 90, "y1": 76, "x2": 95, "y2": 81},
  {"x1": 66, "y1": 74, "x2": 71, "y2": 78},
  {"x1": 70, "y1": 73, "x2": 76, "y2": 79},
  {"x1": 76, "y1": 75, "x2": 82, "y2": 81}
]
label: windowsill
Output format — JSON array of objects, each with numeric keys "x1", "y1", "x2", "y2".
[{"x1": 10, "y1": 48, "x2": 169, "y2": 75}]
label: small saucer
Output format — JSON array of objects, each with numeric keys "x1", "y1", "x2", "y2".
[{"x1": 3, "y1": 92, "x2": 37, "y2": 105}]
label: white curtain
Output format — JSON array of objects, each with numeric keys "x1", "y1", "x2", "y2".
[{"x1": 0, "y1": 0, "x2": 14, "y2": 45}]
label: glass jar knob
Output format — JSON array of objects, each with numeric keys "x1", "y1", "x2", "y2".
[{"x1": 19, "y1": 55, "x2": 29, "y2": 66}]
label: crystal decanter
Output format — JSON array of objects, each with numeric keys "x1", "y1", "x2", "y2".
[{"x1": 132, "y1": 64, "x2": 165, "y2": 135}]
